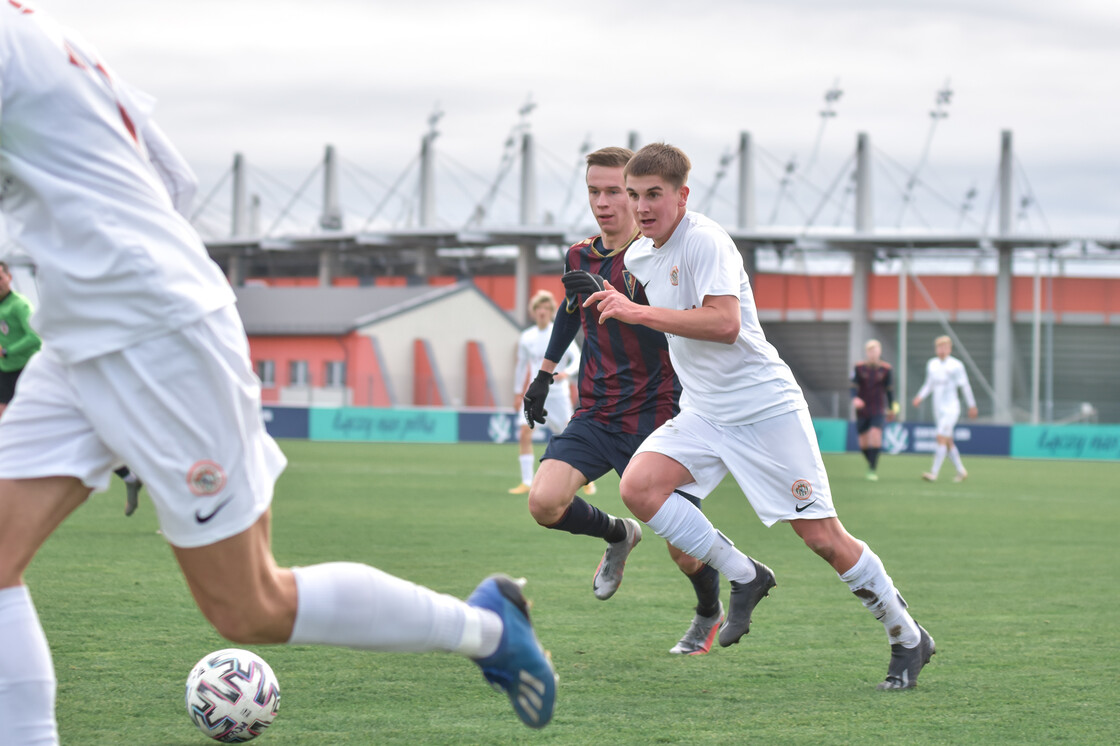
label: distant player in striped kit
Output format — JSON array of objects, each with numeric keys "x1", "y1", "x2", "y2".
[
  {"x1": 523, "y1": 146, "x2": 725, "y2": 655},
  {"x1": 850, "y1": 339, "x2": 898, "y2": 481},
  {"x1": 913, "y1": 335, "x2": 977, "y2": 482}
]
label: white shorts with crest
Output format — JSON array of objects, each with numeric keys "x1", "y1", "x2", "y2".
[
  {"x1": 634, "y1": 408, "x2": 836, "y2": 527},
  {"x1": 0, "y1": 305, "x2": 286, "y2": 548}
]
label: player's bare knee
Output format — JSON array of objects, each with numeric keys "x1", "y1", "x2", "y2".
[{"x1": 527, "y1": 484, "x2": 569, "y2": 526}]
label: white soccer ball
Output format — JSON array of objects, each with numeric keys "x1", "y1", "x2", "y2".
[{"x1": 185, "y1": 648, "x2": 281, "y2": 743}]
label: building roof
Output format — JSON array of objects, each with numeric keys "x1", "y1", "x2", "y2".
[{"x1": 234, "y1": 281, "x2": 512, "y2": 335}]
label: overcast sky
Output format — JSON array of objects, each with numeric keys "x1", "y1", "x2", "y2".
[{"x1": 36, "y1": 0, "x2": 1120, "y2": 239}]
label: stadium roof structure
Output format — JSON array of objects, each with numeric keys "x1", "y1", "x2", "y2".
[{"x1": 234, "y1": 280, "x2": 512, "y2": 336}]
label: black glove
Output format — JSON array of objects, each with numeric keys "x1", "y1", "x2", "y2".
[
  {"x1": 562, "y1": 269, "x2": 606, "y2": 296},
  {"x1": 522, "y1": 370, "x2": 554, "y2": 428}
]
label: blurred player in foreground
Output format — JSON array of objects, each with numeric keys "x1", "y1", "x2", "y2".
[
  {"x1": 585, "y1": 142, "x2": 935, "y2": 689},
  {"x1": 524, "y1": 146, "x2": 724, "y2": 655},
  {"x1": 913, "y1": 335, "x2": 978, "y2": 482},
  {"x1": 0, "y1": 7, "x2": 554, "y2": 742},
  {"x1": 850, "y1": 339, "x2": 898, "y2": 481}
]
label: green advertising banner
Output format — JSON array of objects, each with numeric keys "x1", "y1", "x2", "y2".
[
  {"x1": 812, "y1": 418, "x2": 848, "y2": 453},
  {"x1": 1012, "y1": 425, "x2": 1120, "y2": 461},
  {"x1": 309, "y1": 407, "x2": 459, "y2": 443}
]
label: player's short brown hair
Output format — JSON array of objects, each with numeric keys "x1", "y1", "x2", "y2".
[
  {"x1": 624, "y1": 142, "x2": 691, "y2": 190},
  {"x1": 585, "y1": 146, "x2": 634, "y2": 171},
  {"x1": 529, "y1": 289, "x2": 556, "y2": 313}
]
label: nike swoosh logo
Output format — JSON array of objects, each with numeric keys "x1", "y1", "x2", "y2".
[
  {"x1": 194, "y1": 495, "x2": 235, "y2": 524},
  {"x1": 795, "y1": 499, "x2": 818, "y2": 513}
]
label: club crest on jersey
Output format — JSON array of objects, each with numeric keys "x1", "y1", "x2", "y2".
[
  {"x1": 670, "y1": 266, "x2": 679, "y2": 286},
  {"x1": 187, "y1": 460, "x2": 227, "y2": 496},
  {"x1": 622, "y1": 269, "x2": 637, "y2": 299},
  {"x1": 791, "y1": 479, "x2": 813, "y2": 500}
]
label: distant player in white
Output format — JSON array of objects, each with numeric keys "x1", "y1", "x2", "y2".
[
  {"x1": 585, "y1": 143, "x2": 935, "y2": 690},
  {"x1": 508, "y1": 290, "x2": 585, "y2": 494},
  {"x1": 0, "y1": 6, "x2": 553, "y2": 742},
  {"x1": 912, "y1": 335, "x2": 978, "y2": 482}
]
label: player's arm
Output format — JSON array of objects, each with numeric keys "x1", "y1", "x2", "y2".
[
  {"x1": 140, "y1": 118, "x2": 199, "y2": 217},
  {"x1": 585, "y1": 282, "x2": 740, "y2": 344},
  {"x1": 957, "y1": 367, "x2": 978, "y2": 417},
  {"x1": 3, "y1": 301, "x2": 42, "y2": 360},
  {"x1": 850, "y1": 367, "x2": 865, "y2": 411},
  {"x1": 884, "y1": 366, "x2": 899, "y2": 419},
  {"x1": 912, "y1": 364, "x2": 932, "y2": 407},
  {"x1": 523, "y1": 309, "x2": 580, "y2": 427}
]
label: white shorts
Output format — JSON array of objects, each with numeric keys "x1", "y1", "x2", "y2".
[
  {"x1": 934, "y1": 404, "x2": 961, "y2": 438},
  {"x1": 543, "y1": 383, "x2": 574, "y2": 435},
  {"x1": 0, "y1": 306, "x2": 286, "y2": 548},
  {"x1": 635, "y1": 408, "x2": 837, "y2": 527}
]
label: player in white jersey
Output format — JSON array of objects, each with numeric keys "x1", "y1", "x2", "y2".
[
  {"x1": 0, "y1": 6, "x2": 554, "y2": 741},
  {"x1": 508, "y1": 290, "x2": 584, "y2": 494},
  {"x1": 912, "y1": 335, "x2": 978, "y2": 482},
  {"x1": 584, "y1": 143, "x2": 935, "y2": 690}
]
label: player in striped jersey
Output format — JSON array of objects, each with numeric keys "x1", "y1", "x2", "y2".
[
  {"x1": 523, "y1": 147, "x2": 724, "y2": 655},
  {"x1": 850, "y1": 339, "x2": 898, "y2": 481}
]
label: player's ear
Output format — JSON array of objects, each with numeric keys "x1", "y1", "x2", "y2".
[{"x1": 678, "y1": 185, "x2": 689, "y2": 207}]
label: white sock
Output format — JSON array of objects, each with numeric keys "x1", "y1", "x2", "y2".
[
  {"x1": 948, "y1": 446, "x2": 965, "y2": 474},
  {"x1": 839, "y1": 543, "x2": 920, "y2": 647},
  {"x1": 0, "y1": 586, "x2": 58, "y2": 746},
  {"x1": 930, "y1": 444, "x2": 947, "y2": 476},
  {"x1": 288, "y1": 563, "x2": 501, "y2": 659},
  {"x1": 518, "y1": 454, "x2": 535, "y2": 485},
  {"x1": 646, "y1": 493, "x2": 756, "y2": 583}
]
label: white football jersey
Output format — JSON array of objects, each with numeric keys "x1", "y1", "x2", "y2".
[
  {"x1": 513, "y1": 322, "x2": 578, "y2": 398},
  {"x1": 624, "y1": 211, "x2": 804, "y2": 425},
  {"x1": 916, "y1": 355, "x2": 976, "y2": 413},
  {"x1": 0, "y1": 4, "x2": 234, "y2": 364}
]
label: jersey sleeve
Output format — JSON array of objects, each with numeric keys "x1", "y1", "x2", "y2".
[
  {"x1": 512, "y1": 333, "x2": 531, "y2": 395},
  {"x1": 545, "y1": 299, "x2": 581, "y2": 364},
  {"x1": 915, "y1": 361, "x2": 933, "y2": 402},
  {"x1": 687, "y1": 225, "x2": 741, "y2": 301},
  {"x1": 142, "y1": 118, "x2": 199, "y2": 217},
  {"x1": 883, "y1": 366, "x2": 895, "y2": 407},
  {"x1": 955, "y1": 363, "x2": 977, "y2": 408}
]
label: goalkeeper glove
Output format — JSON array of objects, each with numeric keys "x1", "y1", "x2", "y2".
[
  {"x1": 891, "y1": 401, "x2": 901, "y2": 415},
  {"x1": 523, "y1": 370, "x2": 554, "y2": 428},
  {"x1": 561, "y1": 269, "x2": 606, "y2": 296}
]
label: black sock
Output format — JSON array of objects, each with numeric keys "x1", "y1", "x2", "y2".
[
  {"x1": 548, "y1": 496, "x2": 616, "y2": 540},
  {"x1": 861, "y1": 448, "x2": 872, "y2": 468},
  {"x1": 688, "y1": 564, "x2": 721, "y2": 617},
  {"x1": 868, "y1": 448, "x2": 881, "y2": 470},
  {"x1": 114, "y1": 466, "x2": 131, "y2": 479}
]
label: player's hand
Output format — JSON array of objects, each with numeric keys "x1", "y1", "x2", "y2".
[
  {"x1": 523, "y1": 370, "x2": 553, "y2": 428},
  {"x1": 852, "y1": 397, "x2": 866, "y2": 411},
  {"x1": 584, "y1": 280, "x2": 639, "y2": 325},
  {"x1": 968, "y1": 406, "x2": 978, "y2": 419},
  {"x1": 911, "y1": 395, "x2": 922, "y2": 407},
  {"x1": 561, "y1": 269, "x2": 605, "y2": 296},
  {"x1": 888, "y1": 401, "x2": 900, "y2": 422}
]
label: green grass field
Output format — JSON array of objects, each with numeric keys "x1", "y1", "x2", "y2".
[{"x1": 28, "y1": 441, "x2": 1120, "y2": 745}]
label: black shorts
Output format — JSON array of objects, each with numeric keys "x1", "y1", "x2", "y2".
[
  {"x1": 0, "y1": 368, "x2": 23, "y2": 404},
  {"x1": 541, "y1": 416, "x2": 701, "y2": 507},
  {"x1": 856, "y1": 413, "x2": 886, "y2": 434}
]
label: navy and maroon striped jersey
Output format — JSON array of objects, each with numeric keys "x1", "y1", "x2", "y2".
[
  {"x1": 562, "y1": 234, "x2": 681, "y2": 435},
  {"x1": 851, "y1": 361, "x2": 894, "y2": 417}
]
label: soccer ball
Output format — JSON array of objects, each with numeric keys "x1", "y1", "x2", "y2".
[{"x1": 185, "y1": 648, "x2": 281, "y2": 742}]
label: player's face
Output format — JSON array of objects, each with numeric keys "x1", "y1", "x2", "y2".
[
  {"x1": 0, "y1": 268, "x2": 10, "y2": 296},
  {"x1": 626, "y1": 174, "x2": 688, "y2": 247},
  {"x1": 865, "y1": 343, "x2": 881, "y2": 364},
  {"x1": 586, "y1": 165, "x2": 633, "y2": 236},
  {"x1": 935, "y1": 340, "x2": 951, "y2": 359},
  {"x1": 532, "y1": 302, "x2": 555, "y2": 328}
]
